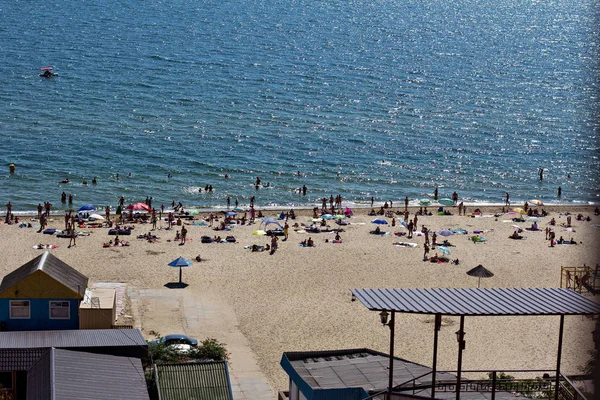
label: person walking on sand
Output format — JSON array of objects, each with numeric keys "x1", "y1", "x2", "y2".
[
  {"x1": 505, "y1": 192, "x2": 510, "y2": 206},
  {"x1": 404, "y1": 196, "x2": 409, "y2": 211},
  {"x1": 284, "y1": 222, "x2": 289, "y2": 240},
  {"x1": 68, "y1": 228, "x2": 76, "y2": 248},
  {"x1": 423, "y1": 242, "x2": 430, "y2": 261},
  {"x1": 452, "y1": 191, "x2": 458, "y2": 205},
  {"x1": 105, "y1": 206, "x2": 110, "y2": 222},
  {"x1": 180, "y1": 225, "x2": 187, "y2": 245},
  {"x1": 270, "y1": 235, "x2": 278, "y2": 255}
]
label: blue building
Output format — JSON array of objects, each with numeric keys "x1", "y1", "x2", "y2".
[{"x1": 0, "y1": 252, "x2": 88, "y2": 331}]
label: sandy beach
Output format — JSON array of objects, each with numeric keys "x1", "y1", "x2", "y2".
[{"x1": 1, "y1": 204, "x2": 598, "y2": 391}]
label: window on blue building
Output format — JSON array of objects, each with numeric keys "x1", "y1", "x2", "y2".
[
  {"x1": 9, "y1": 300, "x2": 30, "y2": 319},
  {"x1": 49, "y1": 301, "x2": 70, "y2": 319}
]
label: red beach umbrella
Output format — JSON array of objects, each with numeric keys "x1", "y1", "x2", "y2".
[{"x1": 125, "y1": 202, "x2": 151, "y2": 212}]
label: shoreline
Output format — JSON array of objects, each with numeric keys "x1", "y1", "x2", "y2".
[{"x1": 3, "y1": 202, "x2": 598, "y2": 217}]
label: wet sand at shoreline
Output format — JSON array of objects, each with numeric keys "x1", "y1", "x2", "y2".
[{"x1": 0, "y1": 204, "x2": 598, "y2": 391}]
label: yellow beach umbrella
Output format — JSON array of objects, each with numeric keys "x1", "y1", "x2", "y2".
[
  {"x1": 513, "y1": 208, "x2": 526, "y2": 214},
  {"x1": 252, "y1": 230, "x2": 267, "y2": 236},
  {"x1": 529, "y1": 199, "x2": 543, "y2": 206}
]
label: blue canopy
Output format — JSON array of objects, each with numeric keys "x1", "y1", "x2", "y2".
[
  {"x1": 168, "y1": 257, "x2": 193, "y2": 267},
  {"x1": 78, "y1": 204, "x2": 96, "y2": 212},
  {"x1": 371, "y1": 218, "x2": 388, "y2": 225}
]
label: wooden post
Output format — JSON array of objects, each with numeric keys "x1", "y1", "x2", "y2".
[
  {"x1": 554, "y1": 315, "x2": 564, "y2": 400},
  {"x1": 388, "y1": 311, "x2": 396, "y2": 400},
  {"x1": 456, "y1": 315, "x2": 465, "y2": 400},
  {"x1": 432, "y1": 314, "x2": 441, "y2": 398}
]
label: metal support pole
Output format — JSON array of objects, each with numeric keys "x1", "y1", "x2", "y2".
[
  {"x1": 432, "y1": 314, "x2": 441, "y2": 399},
  {"x1": 491, "y1": 371, "x2": 496, "y2": 400},
  {"x1": 456, "y1": 315, "x2": 465, "y2": 400},
  {"x1": 388, "y1": 311, "x2": 396, "y2": 400},
  {"x1": 554, "y1": 315, "x2": 565, "y2": 400}
]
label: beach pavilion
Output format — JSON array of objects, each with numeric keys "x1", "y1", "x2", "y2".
[{"x1": 348, "y1": 287, "x2": 600, "y2": 400}]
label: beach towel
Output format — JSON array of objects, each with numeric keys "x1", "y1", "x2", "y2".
[
  {"x1": 393, "y1": 242, "x2": 418, "y2": 248},
  {"x1": 452, "y1": 229, "x2": 468, "y2": 234},
  {"x1": 43, "y1": 228, "x2": 57, "y2": 235},
  {"x1": 33, "y1": 244, "x2": 58, "y2": 249},
  {"x1": 370, "y1": 231, "x2": 389, "y2": 235}
]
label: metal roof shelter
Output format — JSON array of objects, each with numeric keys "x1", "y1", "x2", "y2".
[
  {"x1": 281, "y1": 348, "x2": 518, "y2": 400},
  {"x1": 27, "y1": 348, "x2": 149, "y2": 400},
  {"x1": 155, "y1": 361, "x2": 234, "y2": 400},
  {"x1": 0, "y1": 329, "x2": 148, "y2": 359},
  {"x1": 351, "y1": 288, "x2": 600, "y2": 400},
  {"x1": 0, "y1": 251, "x2": 88, "y2": 299}
]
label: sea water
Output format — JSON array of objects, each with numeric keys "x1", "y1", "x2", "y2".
[{"x1": 1, "y1": 0, "x2": 598, "y2": 212}]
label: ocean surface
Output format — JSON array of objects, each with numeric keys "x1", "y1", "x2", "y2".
[{"x1": 1, "y1": 0, "x2": 599, "y2": 212}]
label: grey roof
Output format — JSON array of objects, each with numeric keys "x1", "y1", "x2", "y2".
[
  {"x1": 27, "y1": 348, "x2": 149, "y2": 400},
  {"x1": 0, "y1": 251, "x2": 88, "y2": 298},
  {"x1": 0, "y1": 348, "x2": 46, "y2": 371},
  {"x1": 156, "y1": 361, "x2": 233, "y2": 400},
  {"x1": 351, "y1": 288, "x2": 600, "y2": 316},
  {"x1": 0, "y1": 329, "x2": 147, "y2": 349},
  {"x1": 282, "y1": 349, "x2": 523, "y2": 400}
]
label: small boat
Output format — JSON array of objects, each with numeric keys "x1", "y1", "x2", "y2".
[{"x1": 39, "y1": 67, "x2": 57, "y2": 78}]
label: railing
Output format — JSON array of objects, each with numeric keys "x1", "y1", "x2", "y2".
[
  {"x1": 362, "y1": 369, "x2": 591, "y2": 400},
  {"x1": 277, "y1": 390, "x2": 289, "y2": 400}
]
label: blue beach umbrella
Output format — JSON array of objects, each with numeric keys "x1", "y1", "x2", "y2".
[
  {"x1": 226, "y1": 211, "x2": 236, "y2": 217},
  {"x1": 372, "y1": 218, "x2": 388, "y2": 225},
  {"x1": 321, "y1": 214, "x2": 334, "y2": 220},
  {"x1": 438, "y1": 198, "x2": 454, "y2": 207},
  {"x1": 168, "y1": 257, "x2": 193, "y2": 284},
  {"x1": 233, "y1": 207, "x2": 244, "y2": 212},
  {"x1": 78, "y1": 204, "x2": 96, "y2": 212},
  {"x1": 439, "y1": 229, "x2": 453, "y2": 237},
  {"x1": 438, "y1": 246, "x2": 451, "y2": 255},
  {"x1": 419, "y1": 199, "x2": 431, "y2": 206}
]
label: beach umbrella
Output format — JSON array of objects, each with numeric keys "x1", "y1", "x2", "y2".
[
  {"x1": 226, "y1": 211, "x2": 236, "y2": 217},
  {"x1": 252, "y1": 230, "x2": 267, "y2": 235},
  {"x1": 529, "y1": 199, "x2": 544, "y2": 206},
  {"x1": 438, "y1": 246, "x2": 451, "y2": 255},
  {"x1": 466, "y1": 264, "x2": 494, "y2": 288},
  {"x1": 89, "y1": 213, "x2": 105, "y2": 221},
  {"x1": 333, "y1": 215, "x2": 346, "y2": 220},
  {"x1": 188, "y1": 209, "x2": 200, "y2": 215},
  {"x1": 400, "y1": 220, "x2": 408, "y2": 228},
  {"x1": 321, "y1": 214, "x2": 334, "y2": 220},
  {"x1": 513, "y1": 207, "x2": 526, "y2": 214},
  {"x1": 168, "y1": 256, "x2": 192, "y2": 285},
  {"x1": 311, "y1": 218, "x2": 322, "y2": 222},
  {"x1": 526, "y1": 216, "x2": 540, "y2": 223},
  {"x1": 419, "y1": 199, "x2": 431, "y2": 206},
  {"x1": 438, "y1": 198, "x2": 454, "y2": 207},
  {"x1": 439, "y1": 229, "x2": 453, "y2": 237},
  {"x1": 125, "y1": 202, "x2": 151, "y2": 212},
  {"x1": 511, "y1": 224, "x2": 522, "y2": 230},
  {"x1": 78, "y1": 204, "x2": 96, "y2": 212},
  {"x1": 233, "y1": 207, "x2": 244, "y2": 212},
  {"x1": 372, "y1": 218, "x2": 388, "y2": 225}
]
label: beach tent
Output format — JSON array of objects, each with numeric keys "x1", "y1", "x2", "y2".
[
  {"x1": 259, "y1": 217, "x2": 284, "y2": 231},
  {"x1": 78, "y1": 204, "x2": 96, "y2": 212}
]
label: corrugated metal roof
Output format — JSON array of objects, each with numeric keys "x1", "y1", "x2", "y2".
[
  {"x1": 156, "y1": 361, "x2": 233, "y2": 400},
  {"x1": 26, "y1": 348, "x2": 149, "y2": 400},
  {"x1": 351, "y1": 288, "x2": 600, "y2": 316},
  {"x1": 0, "y1": 328, "x2": 147, "y2": 349},
  {"x1": 0, "y1": 251, "x2": 88, "y2": 298},
  {"x1": 281, "y1": 349, "x2": 521, "y2": 400}
]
